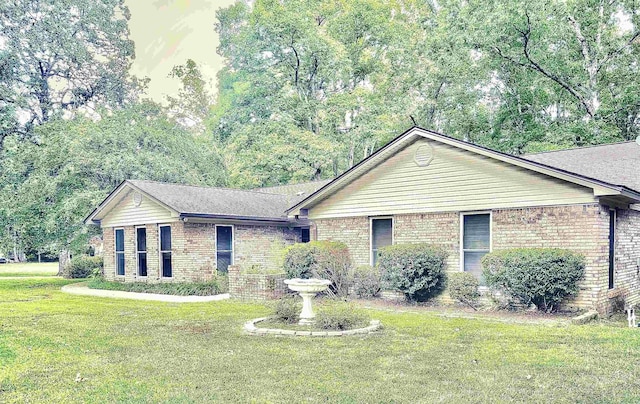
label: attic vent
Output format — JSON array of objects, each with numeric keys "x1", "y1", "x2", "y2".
[
  {"x1": 132, "y1": 192, "x2": 143, "y2": 207},
  {"x1": 414, "y1": 143, "x2": 434, "y2": 167}
]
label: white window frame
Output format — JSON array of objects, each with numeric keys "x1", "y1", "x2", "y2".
[
  {"x1": 370, "y1": 216, "x2": 394, "y2": 266},
  {"x1": 459, "y1": 211, "x2": 492, "y2": 273},
  {"x1": 215, "y1": 224, "x2": 235, "y2": 271},
  {"x1": 135, "y1": 226, "x2": 147, "y2": 278},
  {"x1": 114, "y1": 227, "x2": 125, "y2": 277},
  {"x1": 159, "y1": 224, "x2": 172, "y2": 279}
]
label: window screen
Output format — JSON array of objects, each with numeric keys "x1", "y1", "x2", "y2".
[
  {"x1": 136, "y1": 227, "x2": 147, "y2": 277},
  {"x1": 115, "y1": 228, "x2": 125, "y2": 276},
  {"x1": 160, "y1": 226, "x2": 172, "y2": 277},
  {"x1": 462, "y1": 214, "x2": 490, "y2": 281},
  {"x1": 371, "y1": 218, "x2": 393, "y2": 266},
  {"x1": 216, "y1": 226, "x2": 233, "y2": 273}
]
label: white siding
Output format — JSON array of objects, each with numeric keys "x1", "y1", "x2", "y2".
[
  {"x1": 309, "y1": 138, "x2": 597, "y2": 219},
  {"x1": 101, "y1": 190, "x2": 177, "y2": 227}
]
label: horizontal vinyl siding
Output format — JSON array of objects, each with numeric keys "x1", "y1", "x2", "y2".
[
  {"x1": 101, "y1": 190, "x2": 177, "y2": 227},
  {"x1": 309, "y1": 139, "x2": 597, "y2": 219}
]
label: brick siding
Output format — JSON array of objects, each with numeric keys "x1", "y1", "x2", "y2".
[
  {"x1": 102, "y1": 221, "x2": 301, "y2": 283},
  {"x1": 614, "y1": 208, "x2": 640, "y2": 309},
  {"x1": 228, "y1": 265, "x2": 287, "y2": 300},
  {"x1": 313, "y1": 204, "x2": 620, "y2": 313}
]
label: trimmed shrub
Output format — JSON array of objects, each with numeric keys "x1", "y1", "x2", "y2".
[
  {"x1": 273, "y1": 296, "x2": 300, "y2": 324},
  {"x1": 315, "y1": 302, "x2": 368, "y2": 330},
  {"x1": 482, "y1": 248, "x2": 585, "y2": 313},
  {"x1": 282, "y1": 241, "x2": 351, "y2": 297},
  {"x1": 63, "y1": 255, "x2": 103, "y2": 279},
  {"x1": 86, "y1": 279, "x2": 227, "y2": 296},
  {"x1": 379, "y1": 244, "x2": 447, "y2": 302},
  {"x1": 448, "y1": 272, "x2": 480, "y2": 310},
  {"x1": 351, "y1": 265, "x2": 382, "y2": 298}
]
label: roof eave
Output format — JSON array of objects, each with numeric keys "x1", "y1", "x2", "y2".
[{"x1": 180, "y1": 213, "x2": 308, "y2": 226}]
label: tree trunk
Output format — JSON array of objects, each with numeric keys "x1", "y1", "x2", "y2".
[{"x1": 58, "y1": 250, "x2": 70, "y2": 276}]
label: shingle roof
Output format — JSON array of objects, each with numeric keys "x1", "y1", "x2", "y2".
[
  {"x1": 254, "y1": 179, "x2": 332, "y2": 205},
  {"x1": 524, "y1": 141, "x2": 640, "y2": 193},
  {"x1": 128, "y1": 180, "x2": 292, "y2": 220}
]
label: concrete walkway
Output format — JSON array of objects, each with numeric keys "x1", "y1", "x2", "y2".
[{"x1": 61, "y1": 282, "x2": 230, "y2": 303}]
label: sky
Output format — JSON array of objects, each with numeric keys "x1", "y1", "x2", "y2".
[{"x1": 125, "y1": 0, "x2": 237, "y2": 102}]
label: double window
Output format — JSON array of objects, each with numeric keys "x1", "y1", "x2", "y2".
[
  {"x1": 160, "y1": 225, "x2": 172, "y2": 278},
  {"x1": 461, "y1": 213, "x2": 491, "y2": 282},
  {"x1": 115, "y1": 228, "x2": 125, "y2": 276},
  {"x1": 136, "y1": 227, "x2": 147, "y2": 277},
  {"x1": 371, "y1": 218, "x2": 393, "y2": 266},
  {"x1": 216, "y1": 225, "x2": 233, "y2": 273}
]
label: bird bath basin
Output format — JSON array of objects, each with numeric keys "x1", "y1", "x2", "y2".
[{"x1": 284, "y1": 278, "x2": 331, "y2": 325}]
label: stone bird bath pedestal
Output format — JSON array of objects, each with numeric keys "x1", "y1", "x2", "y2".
[{"x1": 284, "y1": 278, "x2": 331, "y2": 325}]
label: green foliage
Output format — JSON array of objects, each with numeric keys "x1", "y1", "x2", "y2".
[
  {"x1": 0, "y1": 102, "x2": 226, "y2": 256},
  {"x1": 86, "y1": 279, "x2": 228, "y2": 296},
  {"x1": 0, "y1": 0, "x2": 142, "y2": 147},
  {"x1": 282, "y1": 241, "x2": 351, "y2": 297},
  {"x1": 315, "y1": 302, "x2": 368, "y2": 330},
  {"x1": 448, "y1": 272, "x2": 481, "y2": 310},
  {"x1": 379, "y1": 244, "x2": 448, "y2": 302},
  {"x1": 272, "y1": 296, "x2": 300, "y2": 324},
  {"x1": 63, "y1": 255, "x2": 103, "y2": 279},
  {"x1": 482, "y1": 248, "x2": 585, "y2": 313},
  {"x1": 351, "y1": 265, "x2": 383, "y2": 298}
]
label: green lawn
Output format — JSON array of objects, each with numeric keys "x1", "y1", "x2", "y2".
[
  {"x1": 0, "y1": 262, "x2": 58, "y2": 277},
  {"x1": 1, "y1": 279, "x2": 639, "y2": 403}
]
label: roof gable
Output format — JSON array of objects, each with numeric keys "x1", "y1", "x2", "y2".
[{"x1": 288, "y1": 127, "x2": 640, "y2": 215}]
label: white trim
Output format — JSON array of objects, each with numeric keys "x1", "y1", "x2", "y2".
[
  {"x1": 135, "y1": 226, "x2": 147, "y2": 278},
  {"x1": 459, "y1": 211, "x2": 492, "y2": 273},
  {"x1": 369, "y1": 216, "x2": 394, "y2": 266},
  {"x1": 215, "y1": 224, "x2": 235, "y2": 271},
  {"x1": 114, "y1": 227, "x2": 125, "y2": 277},
  {"x1": 158, "y1": 224, "x2": 173, "y2": 279},
  {"x1": 631, "y1": 204, "x2": 640, "y2": 212}
]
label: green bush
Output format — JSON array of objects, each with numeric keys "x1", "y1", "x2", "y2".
[
  {"x1": 273, "y1": 296, "x2": 300, "y2": 324},
  {"x1": 351, "y1": 265, "x2": 382, "y2": 298},
  {"x1": 315, "y1": 302, "x2": 368, "y2": 330},
  {"x1": 448, "y1": 272, "x2": 480, "y2": 310},
  {"x1": 86, "y1": 279, "x2": 227, "y2": 296},
  {"x1": 482, "y1": 248, "x2": 585, "y2": 313},
  {"x1": 63, "y1": 255, "x2": 103, "y2": 279},
  {"x1": 379, "y1": 244, "x2": 447, "y2": 301},
  {"x1": 282, "y1": 241, "x2": 351, "y2": 297}
]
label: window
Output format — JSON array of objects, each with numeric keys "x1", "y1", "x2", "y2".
[
  {"x1": 609, "y1": 209, "x2": 616, "y2": 289},
  {"x1": 301, "y1": 228, "x2": 310, "y2": 243},
  {"x1": 371, "y1": 218, "x2": 393, "y2": 266},
  {"x1": 461, "y1": 213, "x2": 491, "y2": 282},
  {"x1": 216, "y1": 225, "x2": 233, "y2": 273},
  {"x1": 115, "y1": 228, "x2": 125, "y2": 276},
  {"x1": 136, "y1": 227, "x2": 147, "y2": 277},
  {"x1": 159, "y1": 225, "x2": 172, "y2": 278}
]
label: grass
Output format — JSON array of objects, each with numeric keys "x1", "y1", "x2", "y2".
[
  {"x1": 0, "y1": 262, "x2": 58, "y2": 277},
  {"x1": 86, "y1": 277, "x2": 229, "y2": 296},
  {"x1": 1, "y1": 278, "x2": 639, "y2": 402}
]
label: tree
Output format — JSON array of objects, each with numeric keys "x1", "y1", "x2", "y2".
[
  {"x1": 167, "y1": 59, "x2": 214, "y2": 132},
  {"x1": 0, "y1": 102, "x2": 226, "y2": 269},
  {"x1": 0, "y1": 0, "x2": 143, "y2": 149}
]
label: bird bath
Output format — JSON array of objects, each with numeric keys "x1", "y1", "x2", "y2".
[{"x1": 284, "y1": 278, "x2": 331, "y2": 325}]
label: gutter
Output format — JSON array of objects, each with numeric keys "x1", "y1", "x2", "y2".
[{"x1": 180, "y1": 213, "x2": 309, "y2": 226}]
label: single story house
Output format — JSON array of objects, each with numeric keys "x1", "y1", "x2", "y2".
[{"x1": 86, "y1": 127, "x2": 640, "y2": 313}]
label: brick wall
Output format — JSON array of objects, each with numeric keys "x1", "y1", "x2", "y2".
[
  {"x1": 228, "y1": 265, "x2": 287, "y2": 300},
  {"x1": 615, "y1": 208, "x2": 640, "y2": 308},
  {"x1": 102, "y1": 221, "x2": 300, "y2": 283},
  {"x1": 313, "y1": 203, "x2": 616, "y2": 312}
]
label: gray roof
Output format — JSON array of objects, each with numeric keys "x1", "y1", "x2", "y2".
[
  {"x1": 524, "y1": 141, "x2": 640, "y2": 193},
  {"x1": 254, "y1": 179, "x2": 332, "y2": 205},
  {"x1": 128, "y1": 180, "x2": 293, "y2": 220}
]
